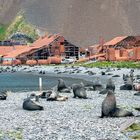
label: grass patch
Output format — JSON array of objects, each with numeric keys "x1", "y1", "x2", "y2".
[
  {"x1": 0, "y1": 24, "x2": 7, "y2": 40},
  {"x1": 125, "y1": 123, "x2": 140, "y2": 132},
  {"x1": 0, "y1": 13, "x2": 39, "y2": 41},
  {"x1": 80, "y1": 61, "x2": 140, "y2": 68},
  {"x1": 131, "y1": 134, "x2": 140, "y2": 140},
  {"x1": 5, "y1": 14, "x2": 39, "y2": 40},
  {"x1": 0, "y1": 129, "x2": 23, "y2": 140},
  {"x1": 82, "y1": 104, "x2": 92, "y2": 110}
]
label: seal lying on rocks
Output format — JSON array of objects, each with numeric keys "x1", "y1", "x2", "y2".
[
  {"x1": 134, "y1": 92, "x2": 140, "y2": 96},
  {"x1": 46, "y1": 86, "x2": 68, "y2": 101},
  {"x1": 112, "y1": 108, "x2": 133, "y2": 117},
  {"x1": 135, "y1": 107, "x2": 140, "y2": 111},
  {"x1": 0, "y1": 91, "x2": 7, "y2": 100},
  {"x1": 23, "y1": 97, "x2": 44, "y2": 111},
  {"x1": 57, "y1": 79, "x2": 71, "y2": 93},
  {"x1": 101, "y1": 90, "x2": 134, "y2": 117},
  {"x1": 120, "y1": 84, "x2": 133, "y2": 90},
  {"x1": 40, "y1": 91, "x2": 52, "y2": 99},
  {"x1": 72, "y1": 83, "x2": 88, "y2": 99},
  {"x1": 120, "y1": 77, "x2": 133, "y2": 90}
]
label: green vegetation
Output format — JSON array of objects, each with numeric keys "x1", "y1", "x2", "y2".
[
  {"x1": 80, "y1": 61, "x2": 140, "y2": 68},
  {"x1": 131, "y1": 134, "x2": 140, "y2": 140},
  {"x1": 125, "y1": 123, "x2": 140, "y2": 132},
  {"x1": 0, "y1": 13, "x2": 39, "y2": 41},
  {"x1": 0, "y1": 24, "x2": 7, "y2": 40},
  {"x1": 82, "y1": 104, "x2": 92, "y2": 110},
  {"x1": 0, "y1": 129, "x2": 23, "y2": 140},
  {"x1": 5, "y1": 14, "x2": 38, "y2": 40}
]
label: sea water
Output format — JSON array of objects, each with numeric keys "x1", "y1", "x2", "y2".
[{"x1": 0, "y1": 72, "x2": 83, "y2": 92}]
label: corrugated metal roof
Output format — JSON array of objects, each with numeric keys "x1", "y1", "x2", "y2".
[
  {"x1": 4, "y1": 35, "x2": 59, "y2": 58},
  {"x1": 104, "y1": 36, "x2": 128, "y2": 46},
  {"x1": 0, "y1": 45, "x2": 28, "y2": 56}
]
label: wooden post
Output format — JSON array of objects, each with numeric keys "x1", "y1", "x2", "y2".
[{"x1": 39, "y1": 77, "x2": 42, "y2": 95}]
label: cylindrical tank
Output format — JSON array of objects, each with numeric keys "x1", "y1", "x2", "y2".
[
  {"x1": 76, "y1": 57, "x2": 89, "y2": 63},
  {"x1": 48, "y1": 57, "x2": 61, "y2": 64},
  {"x1": 97, "y1": 57, "x2": 106, "y2": 61},
  {"x1": 13, "y1": 59, "x2": 21, "y2": 65},
  {"x1": 2, "y1": 61, "x2": 12, "y2": 65},
  {"x1": 37, "y1": 59, "x2": 50, "y2": 65},
  {"x1": 26, "y1": 60, "x2": 37, "y2": 65}
]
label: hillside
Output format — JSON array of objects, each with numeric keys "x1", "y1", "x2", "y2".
[
  {"x1": 1, "y1": 0, "x2": 140, "y2": 47},
  {"x1": 0, "y1": 14, "x2": 38, "y2": 40}
]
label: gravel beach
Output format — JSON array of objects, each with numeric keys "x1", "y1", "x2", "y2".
[{"x1": 0, "y1": 65, "x2": 140, "y2": 140}]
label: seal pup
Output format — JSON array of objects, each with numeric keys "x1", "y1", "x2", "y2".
[
  {"x1": 72, "y1": 83, "x2": 88, "y2": 99},
  {"x1": 23, "y1": 97, "x2": 44, "y2": 111},
  {"x1": 0, "y1": 91, "x2": 7, "y2": 100},
  {"x1": 57, "y1": 79, "x2": 71, "y2": 93}
]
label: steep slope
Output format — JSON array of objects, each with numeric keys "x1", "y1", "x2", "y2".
[
  {"x1": 1, "y1": 0, "x2": 140, "y2": 47},
  {"x1": 0, "y1": 0, "x2": 24, "y2": 24}
]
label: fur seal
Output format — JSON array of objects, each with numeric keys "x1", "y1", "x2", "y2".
[
  {"x1": 99, "y1": 89, "x2": 108, "y2": 95},
  {"x1": 57, "y1": 79, "x2": 71, "y2": 93},
  {"x1": 134, "y1": 92, "x2": 140, "y2": 96},
  {"x1": 101, "y1": 90, "x2": 116, "y2": 117},
  {"x1": 72, "y1": 84, "x2": 88, "y2": 99},
  {"x1": 120, "y1": 77, "x2": 133, "y2": 90},
  {"x1": 120, "y1": 84, "x2": 133, "y2": 90},
  {"x1": 106, "y1": 78, "x2": 115, "y2": 91},
  {"x1": 101, "y1": 71, "x2": 106, "y2": 75},
  {"x1": 112, "y1": 75, "x2": 120, "y2": 77},
  {"x1": 135, "y1": 107, "x2": 140, "y2": 111},
  {"x1": 46, "y1": 86, "x2": 68, "y2": 101},
  {"x1": 0, "y1": 91, "x2": 7, "y2": 100},
  {"x1": 40, "y1": 91, "x2": 52, "y2": 99},
  {"x1": 101, "y1": 90, "x2": 134, "y2": 117},
  {"x1": 93, "y1": 77, "x2": 103, "y2": 91},
  {"x1": 23, "y1": 97, "x2": 44, "y2": 111},
  {"x1": 112, "y1": 108, "x2": 134, "y2": 117}
]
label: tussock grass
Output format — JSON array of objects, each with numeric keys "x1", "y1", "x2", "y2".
[
  {"x1": 80, "y1": 61, "x2": 140, "y2": 68},
  {"x1": 0, "y1": 13, "x2": 39, "y2": 41}
]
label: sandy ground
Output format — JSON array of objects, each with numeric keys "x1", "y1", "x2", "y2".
[{"x1": 0, "y1": 65, "x2": 140, "y2": 140}]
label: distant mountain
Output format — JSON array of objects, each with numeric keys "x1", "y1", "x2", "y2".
[
  {"x1": 1, "y1": 0, "x2": 140, "y2": 47},
  {"x1": 0, "y1": 0, "x2": 24, "y2": 24}
]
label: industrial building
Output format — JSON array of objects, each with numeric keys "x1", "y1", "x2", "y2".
[
  {"x1": 87, "y1": 36, "x2": 140, "y2": 61},
  {"x1": 0, "y1": 34, "x2": 81, "y2": 65}
]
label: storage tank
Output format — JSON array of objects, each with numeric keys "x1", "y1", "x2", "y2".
[
  {"x1": 37, "y1": 59, "x2": 50, "y2": 65},
  {"x1": 48, "y1": 57, "x2": 61, "y2": 64},
  {"x1": 26, "y1": 60, "x2": 37, "y2": 65}
]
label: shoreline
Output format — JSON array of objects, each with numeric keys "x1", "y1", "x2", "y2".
[{"x1": 0, "y1": 65, "x2": 139, "y2": 139}]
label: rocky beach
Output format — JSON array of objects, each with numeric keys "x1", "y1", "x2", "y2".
[{"x1": 0, "y1": 65, "x2": 140, "y2": 140}]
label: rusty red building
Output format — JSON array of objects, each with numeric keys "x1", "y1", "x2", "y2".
[
  {"x1": 87, "y1": 36, "x2": 140, "y2": 61},
  {"x1": 0, "y1": 34, "x2": 80, "y2": 65}
]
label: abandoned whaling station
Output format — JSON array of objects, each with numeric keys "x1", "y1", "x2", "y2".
[{"x1": 1, "y1": 34, "x2": 140, "y2": 65}]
